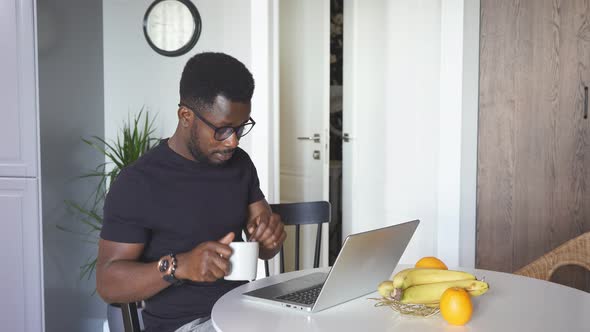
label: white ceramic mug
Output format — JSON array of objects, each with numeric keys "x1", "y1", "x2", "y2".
[{"x1": 225, "y1": 241, "x2": 259, "y2": 281}]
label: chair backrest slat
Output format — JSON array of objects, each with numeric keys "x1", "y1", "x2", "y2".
[
  {"x1": 280, "y1": 247, "x2": 285, "y2": 273},
  {"x1": 121, "y1": 302, "x2": 141, "y2": 332},
  {"x1": 295, "y1": 224, "x2": 301, "y2": 271},
  {"x1": 314, "y1": 222, "x2": 322, "y2": 268},
  {"x1": 270, "y1": 201, "x2": 331, "y2": 226}
]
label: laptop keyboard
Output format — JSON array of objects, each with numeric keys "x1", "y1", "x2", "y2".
[{"x1": 276, "y1": 284, "x2": 323, "y2": 305}]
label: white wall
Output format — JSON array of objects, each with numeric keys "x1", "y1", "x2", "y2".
[
  {"x1": 459, "y1": 0, "x2": 480, "y2": 268},
  {"x1": 37, "y1": 0, "x2": 107, "y2": 330},
  {"x1": 103, "y1": 0, "x2": 253, "y2": 153},
  {"x1": 437, "y1": 0, "x2": 480, "y2": 268}
]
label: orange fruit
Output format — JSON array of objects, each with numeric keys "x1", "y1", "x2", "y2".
[
  {"x1": 439, "y1": 287, "x2": 473, "y2": 326},
  {"x1": 415, "y1": 256, "x2": 448, "y2": 269}
]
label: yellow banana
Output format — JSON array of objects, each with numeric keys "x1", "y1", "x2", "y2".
[
  {"x1": 400, "y1": 279, "x2": 489, "y2": 304},
  {"x1": 392, "y1": 268, "x2": 476, "y2": 290},
  {"x1": 467, "y1": 285, "x2": 489, "y2": 297},
  {"x1": 377, "y1": 280, "x2": 395, "y2": 297},
  {"x1": 391, "y1": 268, "x2": 414, "y2": 289}
]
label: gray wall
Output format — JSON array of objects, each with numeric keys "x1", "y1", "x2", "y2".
[{"x1": 37, "y1": 0, "x2": 106, "y2": 330}]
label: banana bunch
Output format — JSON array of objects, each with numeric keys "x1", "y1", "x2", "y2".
[{"x1": 377, "y1": 268, "x2": 489, "y2": 306}]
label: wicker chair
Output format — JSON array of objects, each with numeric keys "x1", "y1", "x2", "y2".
[{"x1": 514, "y1": 232, "x2": 590, "y2": 281}]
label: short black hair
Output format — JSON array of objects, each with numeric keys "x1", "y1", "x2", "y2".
[{"x1": 179, "y1": 52, "x2": 255, "y2": 112}]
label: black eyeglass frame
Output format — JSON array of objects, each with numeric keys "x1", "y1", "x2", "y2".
[{"x1": 178, "y1": 103, "x2": 256, "y2": 141}]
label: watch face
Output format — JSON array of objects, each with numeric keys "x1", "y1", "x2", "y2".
[
  {"x1": 158, "y1": 258, "x2": 170, "y2": 273},
  {"x1": 143, "y1": 0, "x2": 201, "y2": 57}
]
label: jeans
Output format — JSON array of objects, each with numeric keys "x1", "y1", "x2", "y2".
[{"x1": 174, "y1": 316, "x2": 214, "y2": 332}]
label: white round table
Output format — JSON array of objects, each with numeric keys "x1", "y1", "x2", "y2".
[{"x1": 212, "y1": 264, "x2": 590, "y2": 331}]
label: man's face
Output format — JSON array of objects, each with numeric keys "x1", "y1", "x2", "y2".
[{"x1": 187, "y1": 95, "x2": 251, "y2": 165}]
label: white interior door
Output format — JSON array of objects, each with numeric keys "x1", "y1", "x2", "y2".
[
  {"x1": 342, "y1": 0, "x2": 390, "y2": 240},
  {"x1": 342, "y1": 0, "x2": 444, "y2": 264},
  {"x1": 279, "y1": 0, "x2": 330, "y2": 270}
]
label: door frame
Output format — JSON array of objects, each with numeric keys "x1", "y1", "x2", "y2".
[
  {"x1": 250, "y1": 0, "x2": 331, "y2": 274},
  {"x1": 250, "y1": 0, "x2": 280, "y2": 204},
  {"x1": 250, "y1": 0, "x2": 281, "y2": 276}
]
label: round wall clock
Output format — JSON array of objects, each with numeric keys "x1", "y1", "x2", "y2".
[{"x1": 143, "y1": 0, "x2": 202, "y2": 57}]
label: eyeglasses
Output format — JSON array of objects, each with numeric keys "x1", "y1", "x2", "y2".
[{"x1": 179, "y1": 103, "x2": 256, "y2": 141}]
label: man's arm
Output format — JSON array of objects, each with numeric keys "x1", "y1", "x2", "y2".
[
  {"x1": 246, "y1": 199, "x2": 287, "y2": 260},
  {"x1": 96, "y1": 240, "x2": 169, "y2": 304},
  {"x1": 96, "y1": 233, "x2": 235, "y2": 304}
]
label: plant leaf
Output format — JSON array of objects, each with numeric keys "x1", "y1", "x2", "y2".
[{"x1": 62, "y1": 109, "x2": 159, "y2": 282}]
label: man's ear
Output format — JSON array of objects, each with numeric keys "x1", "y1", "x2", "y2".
[{"x1": 178, "y1": 107, "x2": 193, "y2": 127}]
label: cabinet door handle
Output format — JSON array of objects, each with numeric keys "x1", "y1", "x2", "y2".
[{"x1": 585, "y1": 86, "x2": 588, "y2": 119}]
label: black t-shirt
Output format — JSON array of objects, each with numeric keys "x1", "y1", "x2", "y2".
[{"x1": 100, "y1": 139, "x2": 265, "y2": 332}]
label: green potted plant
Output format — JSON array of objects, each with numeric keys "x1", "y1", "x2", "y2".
[{"x1": 62, "y1": 109, "x2": 158, "y2": 332}]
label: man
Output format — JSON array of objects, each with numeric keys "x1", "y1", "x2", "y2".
[{"x1": 97, "y1": 52, "x2": 286, "y2": 332}]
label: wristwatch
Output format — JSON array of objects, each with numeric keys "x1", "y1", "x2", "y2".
[{"x1": 158, "y1": 253, "x2": 183, "y2": 286}]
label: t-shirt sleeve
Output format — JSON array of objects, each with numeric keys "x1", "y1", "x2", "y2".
[
  {"x1": 100, "y1": 168, "x2": 150, "y2": 243},
  {"x1": 247, "y1": 157, "x2": 265, "y2": 204}
]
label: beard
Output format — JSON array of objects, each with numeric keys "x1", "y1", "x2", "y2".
[
  {"x1": 187, "y1": 124, "x2": 235, "y2": 165},
  {"x1": 188, "y1": 133, "x2": 211, "y2": 164}
]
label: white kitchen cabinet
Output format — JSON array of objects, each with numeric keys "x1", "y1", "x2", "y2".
[
  {"x1": 0, "y1": 0, "x2": 44, "y2": 331},
  {"x1": 0, "y1": 0, "x2": 39, "y2": 177},
  {"x1": 0, "y1": 178, "x2": 43, "y2": 331}
]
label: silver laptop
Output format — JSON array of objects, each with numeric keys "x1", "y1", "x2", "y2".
[{"x1": 243, "y1": 219, "x2": 419, "y2": 313}]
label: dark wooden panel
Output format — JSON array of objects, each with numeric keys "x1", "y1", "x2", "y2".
[
  {"x1": 477, "y1": 0, "x2": 590, "y2": 288},
  {"x1": 478, "y1": 0, "x2": 521, "y2": 272}
]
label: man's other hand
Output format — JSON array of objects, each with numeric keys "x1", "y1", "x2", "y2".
[{"x1": 247, "y1": 212, "x2": 286, "y2": 251}]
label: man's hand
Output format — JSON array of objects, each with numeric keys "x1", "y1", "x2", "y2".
[
  {"x1": 247, "y1": 212, "x2": 287, "y2": 253},
  {"x1": 175, "y1": 232, "x2": 235, "y2": 282}
]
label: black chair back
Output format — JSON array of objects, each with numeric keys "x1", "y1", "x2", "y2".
[{"x1": 265, "y1": 201, "x2": 331, "y2": 276}]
